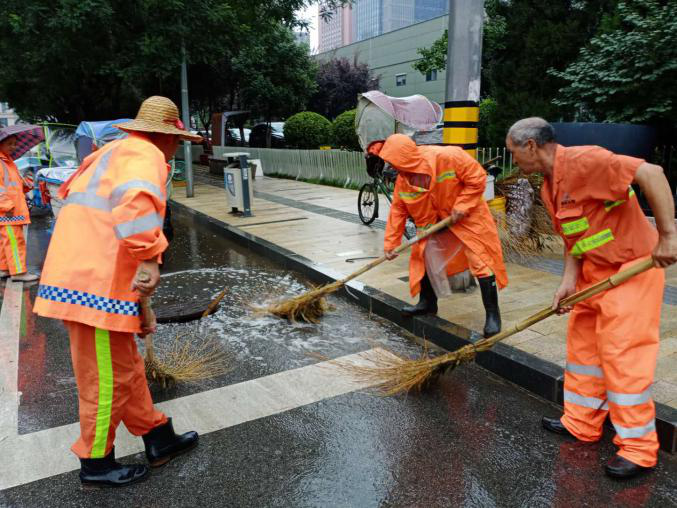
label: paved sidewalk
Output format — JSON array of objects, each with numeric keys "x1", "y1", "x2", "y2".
[{"x1": 173, "y1": 170, "x2": 677, "y2": 409}]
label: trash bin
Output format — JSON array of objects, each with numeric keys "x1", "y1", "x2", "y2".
[{"x1": 224, "y1": 164, "x2": 254, "y2": 215}]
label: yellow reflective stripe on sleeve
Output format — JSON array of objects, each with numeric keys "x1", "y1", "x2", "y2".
[
  {"x1": 398, "y1": 190, "x2": 425, "y2": 201},
  {"x1": 604, "y1": 187, "x2": 636, "y2": 212},
  {"x1": 436, "y1": 171, "x2": 456, "y2": 183},
  {"x1": 561, "y1": 217, "x2": 589, "y2": 236},
  {"x1": 91, "y1": 328, "x2": 114, "y2": 458},
  {"x1": 570, "y1": 228, "x2": 614, "y2": 257}
]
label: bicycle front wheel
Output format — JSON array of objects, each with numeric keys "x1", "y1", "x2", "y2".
[{"x1": 358, "y1": 183, "x2": 379, "y2": 225}]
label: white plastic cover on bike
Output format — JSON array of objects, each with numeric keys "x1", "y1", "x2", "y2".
[{"x1": 424, "y1": 229, "x2": 464, "y2": 299}]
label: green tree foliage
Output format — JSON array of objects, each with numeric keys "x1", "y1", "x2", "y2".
[
  {"x1": 478, "y1": 98, "x2": 503, "y2": 147},
  {"x1": 331, "y1": 109, "x2": 360, "y2": 151},
  {"x1": 0, "y1": 1, "x2": 348, "y2": 123},
  {"x1": 233, "y1": 25, "x2": 318, "y2": 124},
  {"x1": 412, "y1": 30, "x2": 447, "y2": 75},
  {"x1": 551, "y1": 0, "x2": 677, "y2": 128},
  {"x1": 413, "y1": 0, "x2": 616, "y2": 142},
  {"x1": 284, "y1": 111, "x2": 332, "y2": 149},
  {"x1": 309, "y1": 57, "x2": 379, "y2": 119}
]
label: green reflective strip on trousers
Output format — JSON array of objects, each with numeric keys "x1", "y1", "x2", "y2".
[
  {"x1": 5, "y1": 226, "x2": 23, "y2": 273},
  {"x1": 604, "y1": 187, "x2": 636, "y2": 212},
  {"x1": 399, "y1": 190, "x2": 425, "y2": 201},
  {"x1": 91, "y1": 328, "x2": 114, "y2": 458},
  {"x1": 436, "y1": 171, "x2": 456, "y2": 183},
  {"x1": 561, "y1": 217, "x2": 589, "y2": 236},
  {"x1": 570, "y1": 228, "x2": 614, "y2": 257}
]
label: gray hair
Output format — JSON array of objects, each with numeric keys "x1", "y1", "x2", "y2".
[{"x1": 507, "y1": 117, "x2": 556, "y2": 147}]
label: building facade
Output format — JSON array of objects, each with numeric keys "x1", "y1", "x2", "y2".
[
  {"x1": 352, "y1": 0, "x2": 449, "y2": 43},
  {"x1": 318, "y1": 6, "x2": 354, "y2": 53},
  {"x1": 316, "y1": 14, "x2": 448, "y2": 104}
]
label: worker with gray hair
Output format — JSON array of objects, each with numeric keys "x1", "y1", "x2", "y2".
[{"x1": 506, "y1": 117, "x2": 676, "y2": 479}]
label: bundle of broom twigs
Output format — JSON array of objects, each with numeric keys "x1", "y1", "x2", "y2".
[
  {"x1": 139, "y1": 274, "x2": 230, "y2": 388},
  {"x1": 331, "y1": 258, "x2": 655, "y2": 396},
  {"x1": 264, "y1": 214, "x2": 458, "y2": 323}
]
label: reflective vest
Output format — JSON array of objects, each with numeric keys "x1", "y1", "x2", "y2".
[
  {"x1": 33, "y1": 134, "x2": 169, "y2": 333},
  {"x1": 0, "y1": 153, "x2": 30, "y2": 225},
  {"x1": 381, "y1": 134, "x2": 507, "y2": 296},
  {"x1": 541, "y1": 145, "x2": 658, "y2": 266}
]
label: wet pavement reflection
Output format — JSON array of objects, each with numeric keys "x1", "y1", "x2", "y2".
[{"x1": 1, "y1": 209, "x2": 675, "y2": 507}]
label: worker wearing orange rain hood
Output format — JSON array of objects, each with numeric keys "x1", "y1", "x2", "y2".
[
  {"x1": 33, "y1": 96, "x2": 203, "y2": 489},
  {"x1": 0, "y1": 134, "x2": 39, "y2": 282},
  {"x1": 371, "y1": 134, "x2": 508, "y2": 337},
  {"x1": 506, "y1": 117, "x2": 677, "y2": 480}
]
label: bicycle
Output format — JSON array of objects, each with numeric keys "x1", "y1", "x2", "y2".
[{"x1": 358, "y1": 155, "x2": 417, "y2": 239}]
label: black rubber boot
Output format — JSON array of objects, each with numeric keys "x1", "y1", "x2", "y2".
[
  {"x1": 402, "y1": 274, "x2": 438, "y2": 317},
  {"x1": 605, "y1": 454, "x2": 653, "y2": 479},
  {"x1": 142, "y1": 418, "x2": 199, "y2": 467},
  {"x1": 79, "y1": 448, "x2": 149, "y2": 490},
  {"x1": 478, "y1": 275, "x2": 501, "y2": 337},
  {"x1": 541, "y1": 416, "x2": 574, "y2": 437}
]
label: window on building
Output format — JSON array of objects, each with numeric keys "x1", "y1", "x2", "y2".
[
  {"x1": 396, "y1": 74, "x2": 407, "y2": 86},
  {"x1": 0, "y1": 119, "x2": 8, "y2": 127},
  {"x1": 426, "y1": 69, "x2": 438, "y2": 82}
]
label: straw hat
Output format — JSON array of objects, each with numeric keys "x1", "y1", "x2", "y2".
[{"x1": 114, "y1": 96, "x2": 202, "y2": 142}]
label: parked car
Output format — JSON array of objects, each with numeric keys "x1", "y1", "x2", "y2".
[
  {"x1": 248, "y1": 122, "x2": 285, "y2": 148},
  {"x1": 228, "y1": 128, "x2": 251, "y2": 145}
]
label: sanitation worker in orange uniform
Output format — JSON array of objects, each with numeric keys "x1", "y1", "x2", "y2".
[
  {"x1": 34, "y1": 96, "x2": 203, "y2": 489},
  {"x1": 506, "y1": 117, "x2": 677, "y2": 480},
  {"x1": 0, "y1": 133, "x2": 39, "y2": 282},
  {"x1": 372, "y1": 134, "x2": 507, "y2": 337}
]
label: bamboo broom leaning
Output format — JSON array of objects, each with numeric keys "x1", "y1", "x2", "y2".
[
  {"x1": 265, "y1": 214, "x2": 458, "y2": 323},
  {"x1": 336, "y1": 257, "x2": 656, "y2": 396}
]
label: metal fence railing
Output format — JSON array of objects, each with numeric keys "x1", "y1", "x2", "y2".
[{"x1": 213, "y1": 146, "x2": 518, "y2": 188}]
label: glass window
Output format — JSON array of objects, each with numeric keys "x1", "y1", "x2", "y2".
[
  {"x1": 426, "y1": 69, "x2": 438, "y2": 81},
  {"x1": 396, "y1": 74, "x2": 407, "y2": 86}
]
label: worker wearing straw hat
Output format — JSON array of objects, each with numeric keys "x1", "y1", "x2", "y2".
[
  {"x1": 34, "y1": 96, "x2": 202, "y2": 489},
  {"x1": 506, "y1": 117, "x2": 677, "y2": 479},
  {"x1": 0, "y1": 133, "x2": 40, "y2": 282},
  {"x1": 372, "y1": 134, "x2": 507, "y2": 338}
]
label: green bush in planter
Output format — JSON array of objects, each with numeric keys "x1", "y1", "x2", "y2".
[
  {"x1": 332, "y1": 109, "x2": 360, "y2": 151},
  {"x1": 284, "y1": 111, "x2": 332, "y2": 149}
]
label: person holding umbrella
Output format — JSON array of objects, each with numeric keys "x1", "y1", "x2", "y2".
[{"x1": 0, "y1": 125, "x2": 43, "y2": 282}]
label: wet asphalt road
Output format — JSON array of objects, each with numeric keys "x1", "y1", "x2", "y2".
[{"x1": 1, "y1": 209, "x2": 676, "y2": 507}]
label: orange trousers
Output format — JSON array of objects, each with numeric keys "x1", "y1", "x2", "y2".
[
  {"x1": 561, "y1": 257, "x2": 663, "y2": 467},
  {"x1": 66, "y1": 321, "x2": 167, "y2": 459},
  {"x1": 0, "y1": 224, "x2": 26, "y2": 275}
]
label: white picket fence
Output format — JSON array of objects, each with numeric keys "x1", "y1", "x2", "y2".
[{"x1": 213, "y1": 145, "x2": 515, "y2": 188}]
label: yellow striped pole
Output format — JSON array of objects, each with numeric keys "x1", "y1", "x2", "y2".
[{"x1": 443, "y1": 0, "x2": 484, "y2": 159}]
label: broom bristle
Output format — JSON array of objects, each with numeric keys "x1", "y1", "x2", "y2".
[
  {"x1": 264, "y1": 280, "x2": 343, "y2": 323},
  {"x1": 145, "y1": 334, "x2": 231, "y2": 388}
]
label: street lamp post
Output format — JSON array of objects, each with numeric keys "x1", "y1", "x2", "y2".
[{"x1": 181, "y1": 44, "x2": 194, "y2": 198}]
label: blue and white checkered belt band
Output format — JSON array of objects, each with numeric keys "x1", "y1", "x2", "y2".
[
  {"x1": 37, "y1": 284, "x2": 140, "y2": 316},
  {"x1": 0, "y1": 216, "x2": 26, "y2": 222}
]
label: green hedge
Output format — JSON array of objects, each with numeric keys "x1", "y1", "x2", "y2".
[
  {"x1": 331, "y1": 109, "x2": 360, "y2": 151},
  {"x1": 284, "y1": 111, "x2": 332, "y2": 149}
]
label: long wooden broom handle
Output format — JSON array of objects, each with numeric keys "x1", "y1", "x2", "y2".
[
  {"x1": 137, "y1": 271, "x2": 156, "y2": 362},
  {"x1": 479, "y1": 257, "x2": 655, "y2": 349},
  {"x1": 337, "y1": 215, "x2": 456, "y2": 286}
]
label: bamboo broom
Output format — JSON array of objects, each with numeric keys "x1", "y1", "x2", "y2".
[
  {"x1": 265, "y1": 214, "x2": 458, "y2": 323},
  {"x1": 138, "y1": 273, "x2": 230, "y2": 388},
  {"x1": 335, "y1": 257, "x2": 656, "y2": 396}
]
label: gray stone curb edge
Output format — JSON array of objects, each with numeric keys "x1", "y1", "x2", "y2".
[{"x1": 171, "y1": 200, "x2": 676, "y2": 454}]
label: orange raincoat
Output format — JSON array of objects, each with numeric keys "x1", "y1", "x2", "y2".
[
  {"x1": 0, "y1": 152, "x2": 31, "y2": 275},
  {"x1": 380, "y1": 134, "x2": 507, "y2": 296},
  {"x1": 34, "y1": 133, "x2": 169, "y2": 332},
  {"x1": 542, "y1": 145, "x2": 663, "y2": 467}
]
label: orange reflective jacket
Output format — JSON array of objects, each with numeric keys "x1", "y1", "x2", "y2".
[
  {"x1": 380, "y1": 134, "x2": 507, "y2": 296},
  {"x1": 0, "y1": 152, "x2": 30, "y2": 226},
  {"x1": 541, "y1": 145, "x2": 658, "y2": 266},
  {"x1": 34, "y1": 134, "x2": 169, "y2": 333}
]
